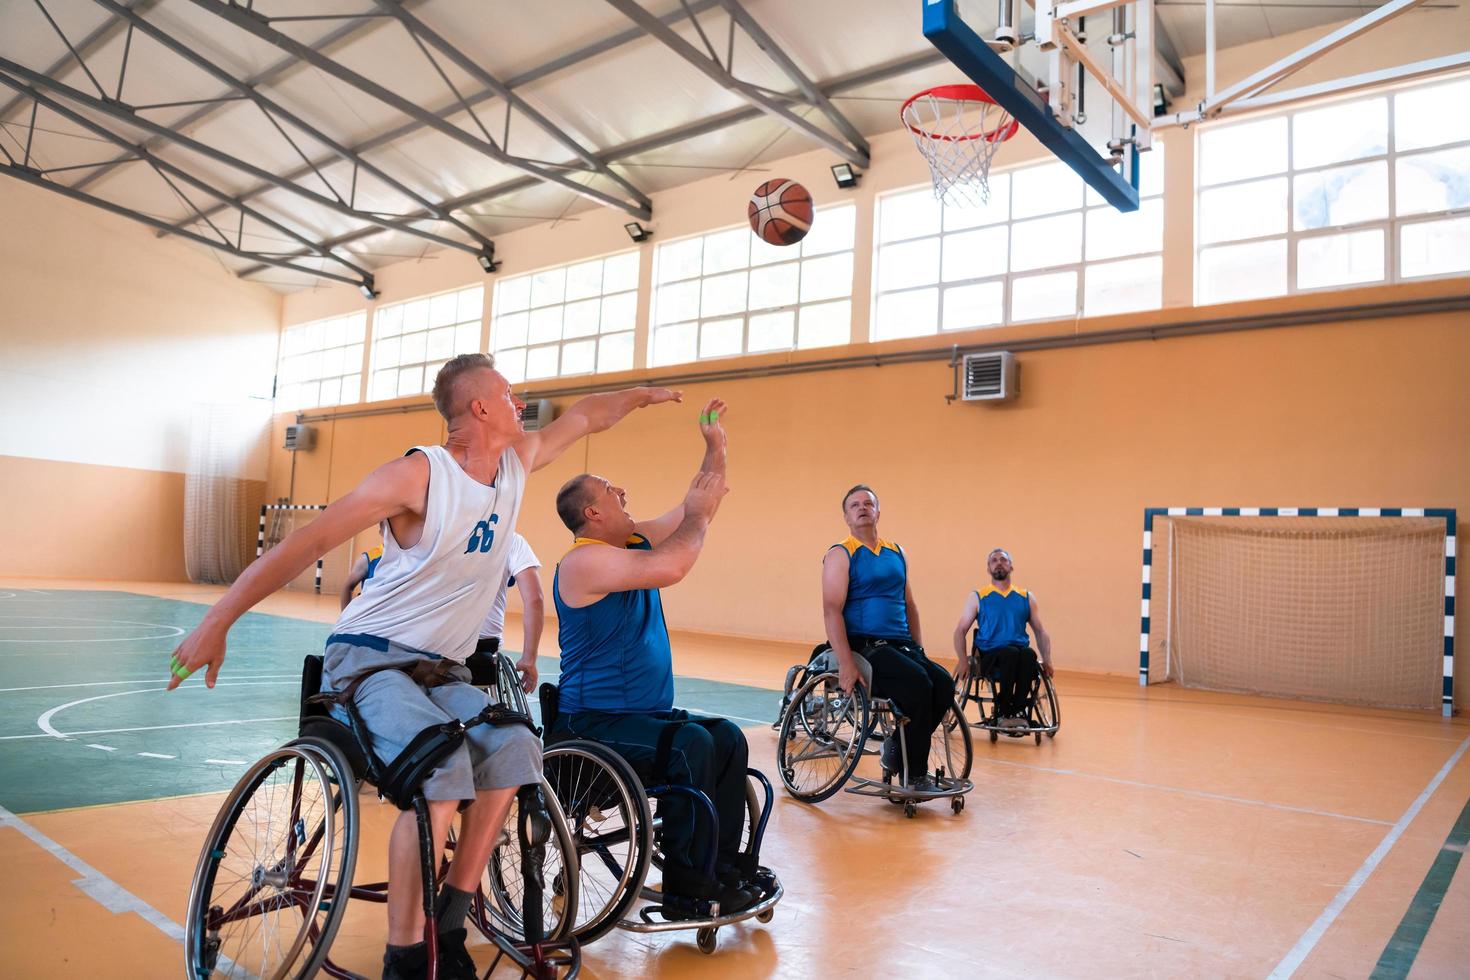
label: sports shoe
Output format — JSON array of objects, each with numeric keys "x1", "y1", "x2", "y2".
[
  {"x1": 906, "y1": 775, "x2": 938, "y2": 794},
  {"x1": 658, "y1": 892, "x2": 719, "y2": 922},
  {"x1": 880, "y1": 735, "x2": 903, "y2": 774},
  {"x1": 435, "y1": 928, "x2": 479, "y2": 980},
  {"x1": 999, "y1": 715, "x2": 1026, "y2": 730},
  {"x1": 382, "y1": 942, "x2": 429, "y2": 980}
]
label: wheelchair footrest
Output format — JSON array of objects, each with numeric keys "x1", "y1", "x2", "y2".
[
  {"x1": 619, "y1": 880, "x2": 784, "y2": 935},
  {"x1": 845, "y1": 774, "x2": 973, "y2": 802}
]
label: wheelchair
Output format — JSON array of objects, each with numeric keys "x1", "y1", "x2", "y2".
[
  {"x1": 534, "y1": 684, "x2": 783, "y2": 956},
  {"x1": 183, "y1": 650, "x2": 581, "y2": 980},
  {"x1": 774, "y1": 644, "x2": 973, "y2": 818},
  {"x1": 954, "y1": 650, "x2": 1060, "y2": 745}
]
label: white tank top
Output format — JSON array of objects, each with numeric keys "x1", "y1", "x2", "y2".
[
  {"x1": 480, "y1": 533, "x2": 540, "y2": 640},
  {"x1": 334, "y1": 444, "x2": 525, "y2": 663}
]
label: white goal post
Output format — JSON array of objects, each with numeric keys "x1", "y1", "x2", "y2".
[{"x1": 1139, "y1": 507, "x2": 1456, "y2": 715}]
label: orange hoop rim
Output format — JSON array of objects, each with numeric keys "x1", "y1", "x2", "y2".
[{"x1": 900, "y1": 83, "x2": 1020, "y2": 145}]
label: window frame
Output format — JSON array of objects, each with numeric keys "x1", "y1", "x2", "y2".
[
  {"x1": 275, "y1": 311, "x2": 367, "y2": 412},
  {"x1": 366, "y1": 284, "x2": 484, "y2": 403}
]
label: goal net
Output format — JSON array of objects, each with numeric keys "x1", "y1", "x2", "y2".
[
  {"x1": 256, "y1": 505, "x2": 357, "y2": 596},
  {"x1": 1145, "y1": 514, "x2": 1446, "y2": 711}
]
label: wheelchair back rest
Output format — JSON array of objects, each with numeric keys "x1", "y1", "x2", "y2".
[
  {"x1": 297, "y1": 655, "x2": 373, "y2": 782},
  {"x1": 300, "y1": 655, "x2": 328, "y2": 722},
  {"x1": 538, "y1": 682, "x2": 561, "y2": 742},
  {"x1": 463, "y1": 649, "x2": 500, "y2": 689}
]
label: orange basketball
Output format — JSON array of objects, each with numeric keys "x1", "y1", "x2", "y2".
[{"x1": 748, "y1": 179, "x2": 813, "y2": 246}]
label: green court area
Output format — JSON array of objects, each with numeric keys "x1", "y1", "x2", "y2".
[{"x1": 0, "y1": 589, "x2": 780, "y2": 814}]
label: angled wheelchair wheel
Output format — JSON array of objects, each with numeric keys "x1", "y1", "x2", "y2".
[
  {"x1": 1033, "y1": 671, "x2": 1060, "y2": 737},
  {"x1": 776, "y1": 671, "x2": 870, "y2": 804},
  {"x1": 476, "y1": 777, "x2": 579, "y2": 943},
  {"x1": 543, "y1": 740, "x2": 653, "y2": 944},
  {"x1": 185, "y1": 737, "x2": 359, "y2": 980},
  {"x1": 933, "y1": 699, "x2": 973, "y2": 781}
]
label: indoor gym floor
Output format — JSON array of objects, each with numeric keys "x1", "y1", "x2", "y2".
[{"x1": 1, "y1": 578, "x2": 1466, "y2": 978}]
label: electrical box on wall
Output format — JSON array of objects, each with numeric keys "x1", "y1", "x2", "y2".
[
  {"x1": 520, "y1": 399, "x2": 555, "y2": 431},
  {"x1": 284, "y1": 424, "x2": 316, "y2": 451},
  {"x1": 961, "y1": 352, "x2": 1018, "y2": 402}
]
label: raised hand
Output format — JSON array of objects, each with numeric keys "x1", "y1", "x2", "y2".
[
  {"x1": 683, "y1": 470, "x2": 729, "y2": 522},
  {"x1": 644, "y1": 387, "x2": 683, "y2": 406}
]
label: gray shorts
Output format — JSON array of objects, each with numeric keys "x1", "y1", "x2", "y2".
[{"x1": 323, "y1": 633, "x2": 542, "y2": 801}]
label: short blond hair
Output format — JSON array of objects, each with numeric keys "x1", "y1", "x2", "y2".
[{"x1": 431, "y1": 353, "x2": 496, "y2": 421}]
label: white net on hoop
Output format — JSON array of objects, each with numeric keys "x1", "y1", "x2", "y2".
[{"x1": 902, "y1": 85, "x2": 1017, "y2": 207}]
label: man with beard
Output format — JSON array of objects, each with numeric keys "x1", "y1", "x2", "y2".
[
  {"x1": 953, "y1": 548, "x2": 1054, "y2": 726},
  {"x1": 821, "y1": 484, "x2": 954, "y2": 790}
]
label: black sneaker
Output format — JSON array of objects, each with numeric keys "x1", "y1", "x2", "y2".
[
  {"x1": 436, "y1": 928, "x2": 478, "y2": 980},
  {"x1": 659, "y1": 892, "x2": 718, "y2": 922},
  {"x1": 382, "y1": 942, "x2": 429, "y2": 980},
  {"x1": 880, "y1": 735, "x2": 902, "y2": 774},
  {"x1": 717, "y1": 880, "x2": 761, "y2": 916}
]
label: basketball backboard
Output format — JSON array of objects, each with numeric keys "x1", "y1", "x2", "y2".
[{"x1": 923, "y1": 0, "x2": 1155, "y2": 211}]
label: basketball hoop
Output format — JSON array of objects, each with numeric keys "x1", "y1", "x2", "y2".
[{"x1": 901, "y1": 84, "x2": 1019, "y2": 207}]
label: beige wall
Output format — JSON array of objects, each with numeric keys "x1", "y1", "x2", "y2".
[{"x1": 1, "y1": 179, "x2": 281, "y2": 581}]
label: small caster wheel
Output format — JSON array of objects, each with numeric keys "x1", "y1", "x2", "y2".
[
  {"x1": 1035, "y1": 732, "x2": 1042, "y2": 745},
  {"x1": 951, "y1": 796, "x2": 964, "y2": 813},
  {"x1": 756, "y1": 907, "x2": 774, "y2": 923},
  {"x1": 904, "y1": 801, "x2": 917, "y2": 819},
  {"x1": 989, "y1": 730, "x2": 999, "y2": 743},
  {"x1": 697, "y1": 927, "x2": 717, "y2": 954},
  {"x1": 1047, "y1": 731, "x2": 1057, "y2": 740}
]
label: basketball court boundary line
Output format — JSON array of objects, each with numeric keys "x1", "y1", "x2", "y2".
[
  {"x1": 1267, "y1": 734, "x2": 1470, "y2": 978},
  {"x1": 0, "y1": 800, "x2": 186, "y2": 943}
]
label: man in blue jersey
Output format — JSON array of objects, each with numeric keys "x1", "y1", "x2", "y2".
[
  {"x1": 953, "y1": 548, "x2": 1054, "y2": 726},
  {"x1": 549, "y1": 398, "x2": 763, "y2": 918},
  {"x1": 822, "y1": 485, "x2": 954, "y2": 791}
]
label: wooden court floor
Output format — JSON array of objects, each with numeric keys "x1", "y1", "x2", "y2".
[{"x1": 1, "y1": 577, "x2": 1466, "y2": 978}]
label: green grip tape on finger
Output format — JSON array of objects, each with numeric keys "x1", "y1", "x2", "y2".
[
  {"x1": 170, "y1": 655, "x2": 195, "y2": 680},
  {"x1": 701, "y1": 411, "x2": 718, "y2": 424}
]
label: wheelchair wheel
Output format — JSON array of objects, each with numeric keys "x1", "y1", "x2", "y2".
[
  {"x1": 1033, "y1": 671, "x2": 1060, "y2": 737},
  {"x1": 543, "y1": 740, "x2": 653, "y2": 944},
  {"x1": 776, "y1": 671, "x2": 870, "y2": 804},
  {"x1": 476, "y1": 777, "x2": 580, "y2": 943},
  {"x1": 932, "y1": 699, "x2": 973, "y2": 780},
  {"x1": 185, "y1": 737, "x2": 358, "y2": 980}
]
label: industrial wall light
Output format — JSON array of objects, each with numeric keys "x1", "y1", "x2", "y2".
[
  {"x1": 624, "y1": 221, "x2": 652, "y2": 242},
  {"x1": 831, "y1": 163, "x2": 860, "y2": 189}
]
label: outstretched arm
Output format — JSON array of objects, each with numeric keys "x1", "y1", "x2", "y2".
[
  {"x1": 636, "y1": 397, "x2": 728, "y2": 546},
  {"x1": 168, "y1": 453, "x2": 429, "y2": 690},
  {"x1": 952, "y1": 592, "x2": 980, "y2": 679},
  {"x1": 514, "y1": 386, "x2": 682, "y2": 473},
  {"x1": 1029, "y1": 594, "x2": 1053, "y2": 678},
  {"x1": 558, "y1": 471, "x2": 728, "y2": 605}
]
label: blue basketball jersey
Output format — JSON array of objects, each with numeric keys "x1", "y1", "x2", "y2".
[
  {"x1": 973, "y1": 585, "x2": 1032, "y2": 651},
  {"x1": 835, "y1": 536, "x2": 911, "y2": 642}
]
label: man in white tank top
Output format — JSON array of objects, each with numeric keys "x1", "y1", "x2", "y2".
[{"x1": 167, "y1": 353, "x2": 681, "y2": 979}]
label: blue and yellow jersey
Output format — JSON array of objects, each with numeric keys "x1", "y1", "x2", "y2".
[
  {"x1": 973, "y1": 585, "x2": 1032, "y2": 651},
  {"x1": 553, "y1": 533, "x2": 674, "y2": 714},
  {"x1": 362, "y1": 545, "x2": 384, "y2": 581},
  {"x1": 834, "y1": 536, "x2": 911, "y2": 642}
]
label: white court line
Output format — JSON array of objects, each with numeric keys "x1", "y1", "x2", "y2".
[
  {"x1": 0, "y1": 616, "x2": 186, "y2": 643},
  {"x1": 34, "y1": 681, "x2": 294, "y2": 740},
  {"x1": 137, "y1": 752, "x2": 175, "y2": 759},
  {"x1": 977, "y1": 757, "x2": 1394, "y2": 826},
  {"x1": 0, "y1": 716, "x2": 297, "y2": 741},
  {"x1": 0, "y1": 674, "x2": 298, "y2": 693},
  {"x1": 204, "y1": 758, "x2": 248, "y2": 765},
  {"x1": 0, "y1": 802, "x2": 186, "y2": 940},
  {"x1": 85, "y1": 744, "x2": 117, "y2": 752},
  {"x1": 1267, "y1": 734, "x2": 1470, "y2": 978}
]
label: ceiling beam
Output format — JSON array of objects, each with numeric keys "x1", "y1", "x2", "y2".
[
  {"x1": 157, "y1": 0, "x2": 719, "y2": 239},
  {"x1": 89, "y1": 0, "x2": 494, "y2": 256},
  {"x1": 183, "y1": 0, "x2": 652, "y2": 219},
  {"x1": 0, "y1": 0, "x2": 160, "y2": 124},
  {"x1": 603, "y1": 0, "x2": 870, "y2": 167},
  {"x1": 236, "y1": 49, "x2": 941, "y2": 277},
  {"x1": 0, "y1": 56, "x2": 482, "y2": 257},
  {"x1": 369, "y1": 0, "x2": 652, "y2": 213}
]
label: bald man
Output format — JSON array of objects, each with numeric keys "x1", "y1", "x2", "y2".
[{"x1": 167, "y1": 352, "x2": 681, "y2": 980}]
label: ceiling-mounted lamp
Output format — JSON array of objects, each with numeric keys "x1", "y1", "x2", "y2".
[
  {"x1": 477, "y1": 246, "x2": 500, "y2": 273},
  {"x1": 358, "y1": 278, "x2": 378, "y2": 300},
  {"x1": 831, "y1": 162, "x2": 860, "y2": 189},
  {"x1": 624, "y1": 221, "x2": 652, "y2": 243}
]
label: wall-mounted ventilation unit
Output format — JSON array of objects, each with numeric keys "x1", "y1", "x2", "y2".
[
  {"x1": 521, "y1": 399, "x2": 555, "y2": 432},
  {"x1": 283, "y1": 424, "x2": 316, "y2": 451},
  {"x1": 961, "y1": 352, "x2": 1018, "y2": 402}
]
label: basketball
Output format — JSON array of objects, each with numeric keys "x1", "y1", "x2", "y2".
[{"x1": 747, "y1": 178, "x2": 813, "y2": 246}]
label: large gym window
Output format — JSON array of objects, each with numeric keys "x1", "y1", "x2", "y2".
[
  {"x1": 368, "y1": 286, "x2": 484, "y2": 402},
  {"x1": 1196, "y1": 74, "x2": 1470, "y2": 303},
  {"x1": 872, "y1": 148, "x2": 1165, "y2": 337},
  {"x1": 648, "y1": 204, "x2": 856, "y2": 367},
  {"x1": 275, "y1": 311, "x2": 366, "y2": 411},
  {"x1": 490, "y1": 251, "x2": 639, "y2": 383}
]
